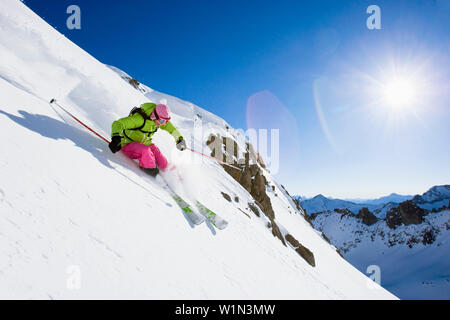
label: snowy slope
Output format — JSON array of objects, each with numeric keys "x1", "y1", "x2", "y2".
[{"x1": 0, "y1": 0, "x2": 396, "y2": 299}]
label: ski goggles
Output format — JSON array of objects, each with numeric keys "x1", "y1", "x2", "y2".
[
  {"x1": 156, "y1": 118, "x2": 168, "y2": 125},
  {"x1": 151, "y1": 110, "x2": 170, "y2": 125}
]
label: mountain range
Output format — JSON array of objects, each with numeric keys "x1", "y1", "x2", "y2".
[
  {"x1": 295, "y1": 185, "x2": 450, "y2": 299},
  {"x1": 297, "y1": 185, "x2": 450, "y2": 218}
]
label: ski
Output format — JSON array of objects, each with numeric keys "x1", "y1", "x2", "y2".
[
  {"x1": 146, "y1": 170, "x2": 227, "y2": 229},
  {"x1": 171, "y1": 194, "x2": 205, "y2": 225},
  {"x1": 151, "y1": 175, "x2": 205, "y2": 225},
  {"x1": 195, "y1": 200, "x2": 229, "y2": 230}
]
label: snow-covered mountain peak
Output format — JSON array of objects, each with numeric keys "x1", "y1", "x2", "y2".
[{"x1": 414, "y1": 185, "x2": 450, "y2": 204}]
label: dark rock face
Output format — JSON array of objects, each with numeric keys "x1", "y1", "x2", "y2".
[
  {"x1": 257, "y1": 152, "x2": 266, "y2": 168},
  {"x1": 435, "y1": 201, "x2": 450, "y2": 213},
  {"x1": 357, "y1": 207, "x2": 378, "y2": 226},
  {"x1": 421, "y1": 229, "x2": 437, "y2": 245},
  {"x1": 336, "y1": 249, "x2": 345, "y2": 259},
  {"x1": 128, "y1": 78, "x2": 140, "y2": 89},
  {"x1": 207, "y1": 135, "x2": 276, "y2": 222},
  {"x1": 398, "y1": 201, "x2": 425, "y2": 225},
  {"x1": 206, "y1": 134, "x2": 316, "y2": 266},
  {"x1": 292, "y1": 198, "x2": 302, "y2": 211},
  {"x1": 302, "y1": 212, "x2": 314, "y2": 228},
  {"x1": 406, "y1": 227, "x2": 439, "y2": 247},
  {"x1": 285, "y1": 234, "x2": 315, "y2": 267},
  {"x1": 239, "y1": 167, "x2": 252, "y2": 193},
  {"x1": 249, "y1": 164, "x2": 260, "y2": 177},
  {"x1": 321, "y1": 232, "x2": 331, "y2": 244},
  {"x1": 221, "y1": 192, "x2": 232, "y2": 202},
  {"x1": 309, "y1": 212, "x2": 321, "y2": 220},
  {"x1": 248, "y1": 203, "x2": 260, "y2": 217},
  {"x1": 386, "y1": 209, "x2": 402, "y2": 229},
  {"x1": 334, "y1": 208, "x2": 356, "y2": 219},
  {"x1": 271, "y1": 221, "x2": 286, "y2": 246},
  {"x1": 386, "y1": 200, "x2": 425, "y2": 229},
  {"x1": 251, "y1": 171, "x2": 275, "y2": 221}
]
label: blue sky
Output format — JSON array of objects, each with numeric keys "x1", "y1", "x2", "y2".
[{"x1": 23, "y1": 0, "x2": 449, "y2": 198}]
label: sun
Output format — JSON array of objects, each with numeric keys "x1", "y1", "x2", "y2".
[{"x1": 381, "y1": 76, "x2": 417, "y2": 108}]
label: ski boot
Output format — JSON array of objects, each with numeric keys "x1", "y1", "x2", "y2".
[{"x1": 142, "y1": 167, "x2": 159, "y2": 177}]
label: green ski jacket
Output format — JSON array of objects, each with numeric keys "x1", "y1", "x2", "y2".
[{"x1": 111, "y1": 102, "x2": 182, "y2": 146}]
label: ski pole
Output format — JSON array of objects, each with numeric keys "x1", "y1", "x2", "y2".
[
  {"x1": 49, "y1": 99, "x2": 111, "y2": 144},
  {"x1": 186, "y1": 147, "x2": 243, "y2": 171}
]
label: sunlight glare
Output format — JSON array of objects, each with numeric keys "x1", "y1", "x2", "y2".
[{"x1": 382, "y1": 77, "x2": 417, "y2": 108}]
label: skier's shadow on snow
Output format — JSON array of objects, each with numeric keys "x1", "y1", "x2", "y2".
[
  {"x1": 0, "y1": 109, "x2": 172, "y2": 207},
  {"x1": 0, "y1": 109, "x2": 113, "y2": 167}
]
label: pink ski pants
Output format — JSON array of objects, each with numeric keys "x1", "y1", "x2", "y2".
[{"x1": 121, "y1": 142, "x2": 168, "y2": 170}]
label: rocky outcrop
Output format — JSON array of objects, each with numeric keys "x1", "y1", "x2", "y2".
[
  {"x1": 251, "y1": 170, "x2": 275, "y2": 220},
  {"x1": 334, "y1": 208, "x2": 356, "y2": 218},
  {"x1": 385, "y1": 210, "x2": 400, "y2": 229},
  {"x1": 239, "y1": 166, "x2": 252, "y2": 193},
  {"x1": 270, "y1": 221, "x2": 286, "y2": 246},
  {"x1": 405, "y1": 227, "x2": 439, "y2": 247},
  {"x1": 399, "y1": 201, "x2": 426, "y2": 225},
  {"x1": 285, "y1": 234, "x2": 316, "y2": 267},
  {"x1": 248, "y1": 203, "x2": 260, "y2": 217},
  {"x1": 207, "y1": 134, "x2": 276, "y2": 221},
  {"x1": 386, "y1": 200, "x2": 425, "y2": 229},
  {"x1": 336, "y1": 249, "x2": 345, "y2": 259},
  {"x1": 206, "y1": 134, "x2": 258, "y2": 167},
  {"x1": 207, "y1": 134, "x2": 316, "y2": 265},
  {"x1": 221, "y1": 192, "x2": 232, "y2": 202},
  {"x1": 257, "y1": 152, "x2": 266, "y2": 168},
  {"x1": 321, "y1": 232, "x2": 331, "y2": 244},
  {"x1": 128, "y1": 78, "x2": 140, "y2": 90},
  {"x1": 357, "y1": 207, "x2": 378, "y2": 226},
  {"x1": 292, "y1": 197, "x2": 310, "y2": 219}
]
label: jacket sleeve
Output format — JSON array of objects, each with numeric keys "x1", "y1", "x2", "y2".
[
  {"x1": 160, "y1": 121, "x2": 182, "y2": 141},
  {"x1": 111, "y1": 114, "x2": 145, "y2": 137}
]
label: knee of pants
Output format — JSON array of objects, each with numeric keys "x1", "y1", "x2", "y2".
[
  {"x1": 150, "y1": 144, "x2": 168, "y2": 170},
  {"x1": 140, "y1": 147, "x2": 157, "y2": 168}
]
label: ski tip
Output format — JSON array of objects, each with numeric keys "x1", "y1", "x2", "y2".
[
  {"x1": 216, "y1": 222, "x2": 229, "y2": 230},
  {"x1": 194, "y1": 219, "x2": 206, "y2": 226}
]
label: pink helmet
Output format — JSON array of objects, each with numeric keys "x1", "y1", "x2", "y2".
[{"x1": 151, "y1": 104, "x2": 171, "y2": 120}]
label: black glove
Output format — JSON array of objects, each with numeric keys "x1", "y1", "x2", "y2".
[
  {"x1": 176, "y1": 137, "x2": 186, "y2": 151},
  {"x1": 109, "y1": 136, "x2": 122, "y2": 153}
]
